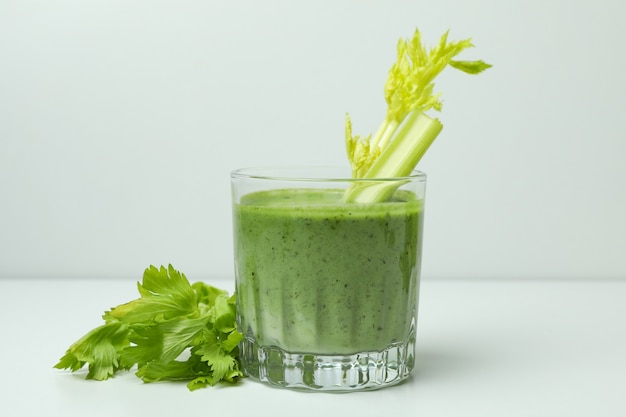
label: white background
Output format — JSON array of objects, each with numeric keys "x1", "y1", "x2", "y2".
[{"x1": 1, "y1": 0, "x2": 625, "y2": 280}]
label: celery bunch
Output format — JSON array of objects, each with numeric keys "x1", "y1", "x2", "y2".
[
  {"x1": 54, "y1": 265, "x2": 243, "y2": 391},
  {"x1": 344, "y1": 28, "x2": 491, "y2": 203}
]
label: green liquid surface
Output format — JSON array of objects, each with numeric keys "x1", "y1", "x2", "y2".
[{"x1": 233, "y1": 188, "x2": 423, "y2": 354}]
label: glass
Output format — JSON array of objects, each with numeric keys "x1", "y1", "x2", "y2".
[{"x1": 231, "y1": 166, "x2": 426, "y2": 391}]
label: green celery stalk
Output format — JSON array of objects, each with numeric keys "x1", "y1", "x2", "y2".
[
  {"x1": 343, "y1": 110, "x2": 441, "y2": 203},
  {"x1": 343, "y1": 28, "x2": 490, "y2": 203}
]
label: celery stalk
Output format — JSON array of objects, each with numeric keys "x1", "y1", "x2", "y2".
[
  {"x1": 343, "y1": 110, "x2": 442, "y2": 203},
  {"x1": 343, "y1": 28, "x2": 490, "y2": 203}
]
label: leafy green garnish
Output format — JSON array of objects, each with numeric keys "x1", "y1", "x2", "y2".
[
  {"x1": 344, "y1": 28, "x2": 491, "y2": 202},
  {"x1": 54, "y1": 265, "x2": 243, "y2": 391}
]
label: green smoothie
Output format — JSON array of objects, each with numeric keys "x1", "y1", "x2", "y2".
[{"x1": 233, "y1": 187, "x2": 423, "y2": 355}]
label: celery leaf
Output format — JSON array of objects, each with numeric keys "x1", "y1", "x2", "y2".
[
  {"x1": 103, "y1": 265, "x2": 198, "y2": 324},
  {"x1": 54, "y1": 321, "x2": 130, "y2": 380}
]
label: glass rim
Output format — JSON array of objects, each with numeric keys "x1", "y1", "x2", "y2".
[{"x1": 230, "y1": 165, "x2": 427, "y2": 183}]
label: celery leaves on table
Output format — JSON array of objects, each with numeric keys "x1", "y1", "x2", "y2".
[
  {"x1": 54, "y1": 265, "x2": 243, "y2": 390},
  {"x1": 344, "y1": 28, "x2": 491, "y2": 203}
]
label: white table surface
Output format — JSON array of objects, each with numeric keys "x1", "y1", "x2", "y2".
[{"x1": 1, "y1": 277, "x2": 624, "y2": 417}]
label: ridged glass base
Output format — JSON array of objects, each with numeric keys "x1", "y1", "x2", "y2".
[{"x1": 239, "y1": 334, "x2": 416, "y2": 391}]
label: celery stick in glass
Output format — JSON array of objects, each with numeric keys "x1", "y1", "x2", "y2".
[{"x1": 344, "y1": 28, "x2": 491, "y2": 203}]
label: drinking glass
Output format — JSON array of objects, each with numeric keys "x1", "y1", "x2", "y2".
[{"x1": 231, "y1": 166, "x2": 426, "y2": 391}]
